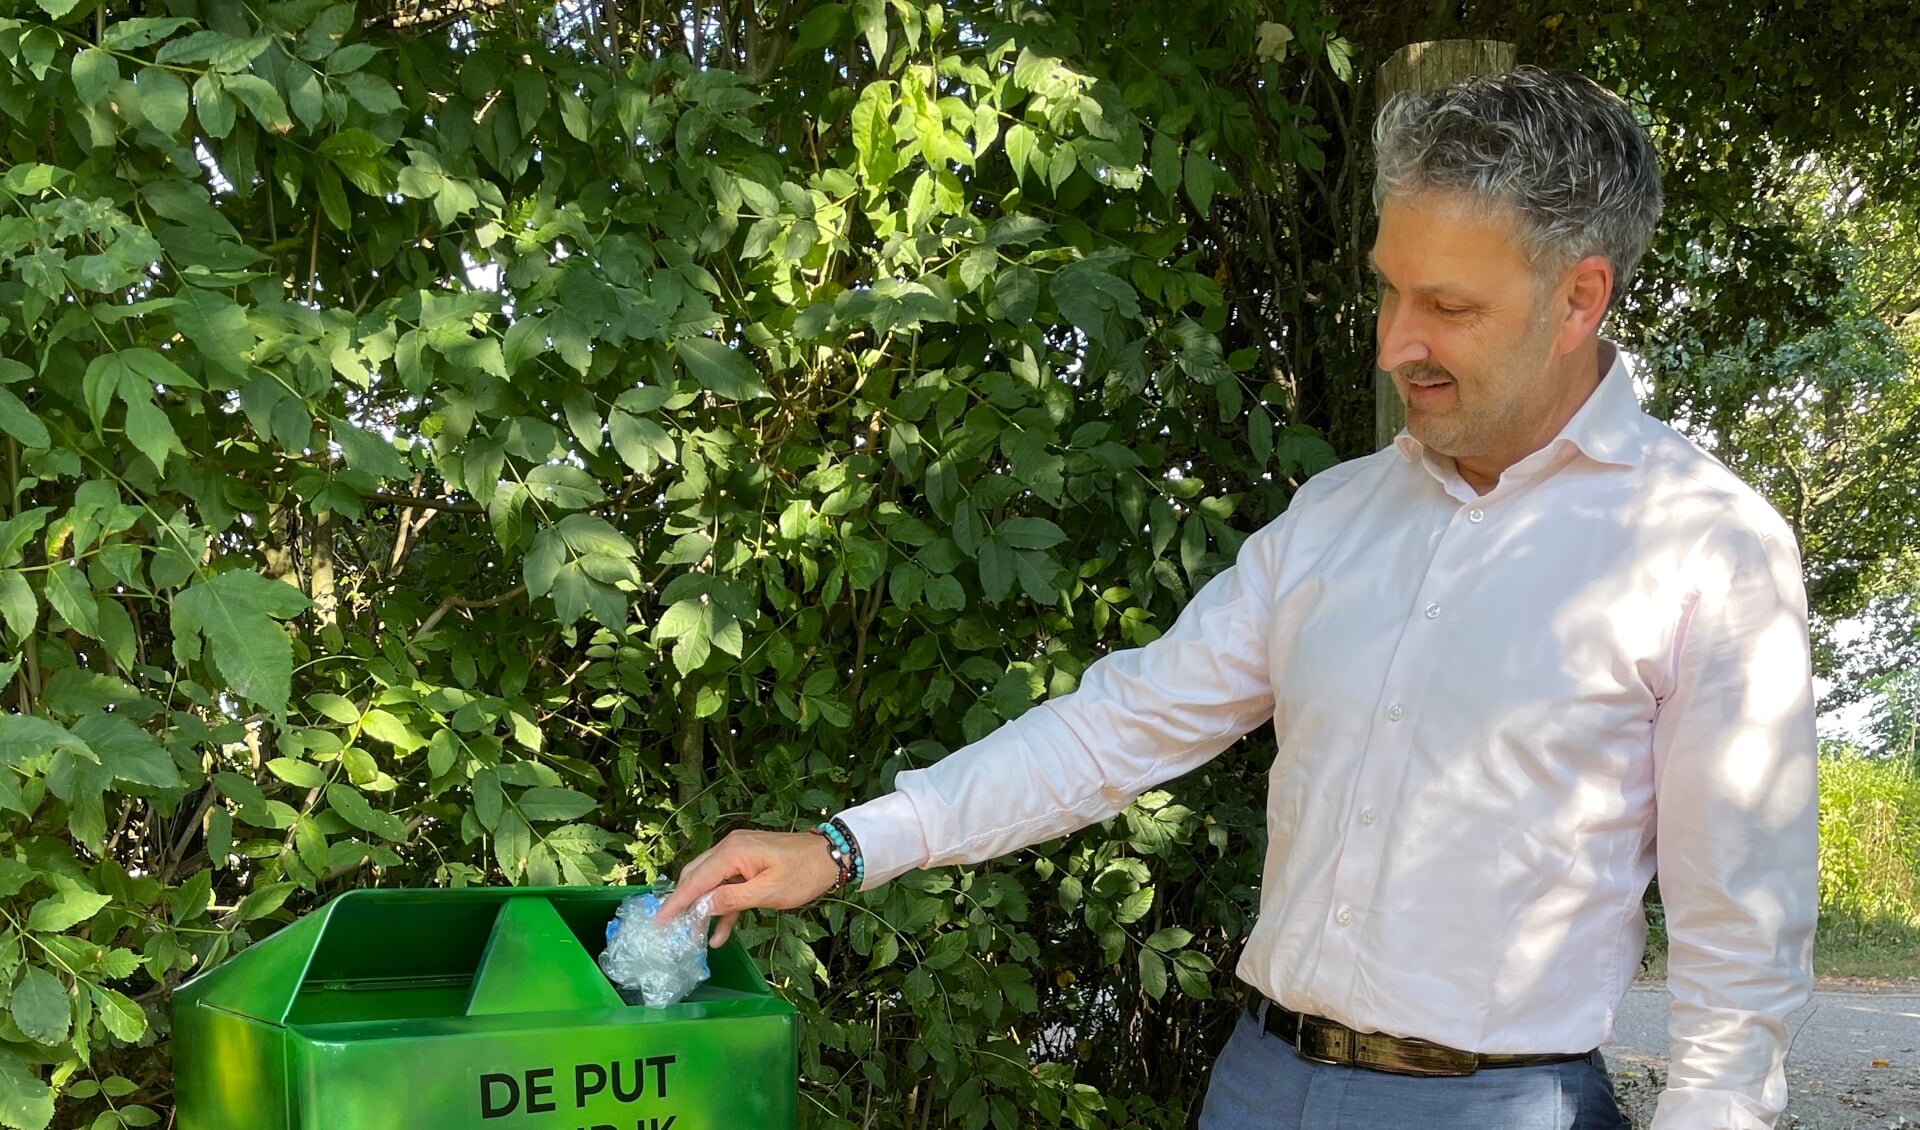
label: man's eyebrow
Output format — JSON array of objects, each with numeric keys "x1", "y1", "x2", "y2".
[{"x1": 1367, "y1": 258, "x2": 1474, "y2": 300}]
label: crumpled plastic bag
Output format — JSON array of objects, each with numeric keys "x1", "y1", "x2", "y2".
[{"x1": 598, "y1": 888, "x2": 715, "y2": 1008}]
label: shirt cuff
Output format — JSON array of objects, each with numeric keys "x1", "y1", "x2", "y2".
[
  {"x1": 835, "y1": 792, "x2": 929, "y2": 891},
  {"x1": 1649, "y1": 1085, "x2": 1780, "y2": 1130}
]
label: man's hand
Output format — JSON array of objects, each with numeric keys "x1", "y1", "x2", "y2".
[{"x1": 653, "y1": 829, "x2": 842, "y2": 947}]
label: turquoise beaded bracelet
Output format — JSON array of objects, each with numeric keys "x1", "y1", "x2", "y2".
[
  {"x1": 827, "y1": 817, "x2": 865, "y2": 888},
  {"x1": 815, "y1": 820, "x2": 864, "y2": 890},
  {"x1": 810, "y1": 827, "x2": 852, "y2": 891}
]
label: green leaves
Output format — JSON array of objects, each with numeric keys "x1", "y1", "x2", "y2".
[
  {"x1": 155, "y1": 30, "x2": 270, "y2": 71},
  {"x1": 10, "y1": 966, "x2": 70, "y2": 1045},
  {"x1": 43, "y1": 564, "x2": 98, "y2": 639},
  {"x1": 102, "y1": 18, "x2": 198, "y2": 51},
  {"x1": 69, "y1": 49, "x2": 117, "y2": 106},
  {"x1": 80, "y1": 350, "x2": 195, "y2": 472},
  {"x1": 26, "y1": 886, "x2": 111, "y2": 933},
  {"x1": 0, "y1": 716, "x2": 91, "y2": 765},
  {"x1": 654, "y1": 597, "x2": 743, "y2": 675},
  {"x1": 332, "y1": 417, "x2": 411, "y2": 481},
  {"x1": 652, "y1": 576, "x2": 750, "y2": 675},
  {"x1": 675, "y1": 338, "x2": 771, "y2": 400},
  {"x1": 171, "y1": 570, "x2": 313, "y2": 713},
  {"x1": 224, "y1": 74, "x2": 291, "y2": 133},
  {"x1": 1114, "y1": 886, "x2": 1154, "y2": 924},
  {"x1": 191, "y1": 73, "x2": 235, "y2": 138},
  {"x1": 235, "y1": 881, "x2": 296, "y2": 922},
  {"x1": 326, "y1": 784, "x2": 407, "y2": 842},
  {"x1": 0, "y1": 1053, "x2": 54, "y2": 1130},
  {"x1": 358, "y1": 709, "x2": 423, "y2": 754},
  {"x1": 122, "y1": 391, "x2": 180, "y2": 474},
  {"x1": 851, "y1": 83, "x2": 900, "y2": 186},
  {"x1": 0, "y1": 6, "x2": 1322, "y2": 1124},
  {"x1": 524, "y1": 514, "x2": 637, "y2": 628},
  {"x1": 1051, "y1": 255, "x2": 1142, "y2": 341},
  {"x1": 523, "y1": 464, "x2": 605, "y2": 509},
  {"x1": 852, "y1": 0, "x2": 888, "y2": 63},
  {"x1": 516, "y1": 787, "x2": 595, "y2": 822},
  {"x1": 0, "y1": 389, "x2": 48, "y2": 449},
  {"x1": 93, "y1": 987, "x2": 147, "y2": 1043},
  {"x1": 997, "y1": 517, "x2": 1066, "y2": 551},
  {"x1": 172, "y1": 289, "x2": 252, "y2": 377},
  {"x1": 266, "y1": 757, "x2": 326, "y2": 789},
  {"x1": 1137, "y1": 946, "x2": 1169, "y2": 1000},
  {"x1": 1184, "y1": 137, "x2": 1217, "y2": 218},
  {"x1": 608, "y1": 409, "x2": 675, "y2": 476}
]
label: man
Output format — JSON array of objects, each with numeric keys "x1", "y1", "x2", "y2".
[{"x1": 659, "y1": 68, "x2": 1817, "y2": 1129}]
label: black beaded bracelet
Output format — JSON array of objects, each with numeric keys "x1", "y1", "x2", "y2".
[{"x1": 827, "y1": 817, "x2": 865, "y2": 888}]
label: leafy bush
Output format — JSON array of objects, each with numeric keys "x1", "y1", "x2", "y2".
[{"x1": 0, "y1": 1, "x2": 1359, "y2": 1126}]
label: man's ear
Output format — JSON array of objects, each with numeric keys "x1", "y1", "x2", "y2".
[{"x1": 1554, "y1": 254, "x2": 1614, "y2": 354}]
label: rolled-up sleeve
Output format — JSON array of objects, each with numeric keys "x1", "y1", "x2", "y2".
[
  {"x1": 1649, "y1": 526, "x2": 1819, "y2": 1130},
  {"x1": 839, "y1": 514, "x2": 1293, "y2": 889}
]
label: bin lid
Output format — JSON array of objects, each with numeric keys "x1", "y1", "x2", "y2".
[{"x1": 172, "y1": 886, "x2": 786, "y2": 1031}]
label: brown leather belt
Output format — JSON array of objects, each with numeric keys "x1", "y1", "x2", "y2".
[{"x1": 1257, "y1": 1000, "x2": 1592, "y2": 1077}]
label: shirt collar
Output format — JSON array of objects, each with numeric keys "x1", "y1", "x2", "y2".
[{"x1": 1392, "y1": 341, "x2": 1645, "y2": 471}]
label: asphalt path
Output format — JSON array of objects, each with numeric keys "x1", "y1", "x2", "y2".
[
  {"x1": 1604, "y1": 983, "x2": 1920, "y2": 1127},
  {"x1": 1604, "y1": 983, "x2": 1920, "y2": 1070}
]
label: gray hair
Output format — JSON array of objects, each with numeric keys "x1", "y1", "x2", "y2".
[{"x1": 1372, "y1": 67, "x2": 1664, "y2": 309}]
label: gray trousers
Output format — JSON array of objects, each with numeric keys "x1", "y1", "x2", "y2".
[{"x1": 1199, "y1": 1009, "x2": 1633, "y2": 1129}]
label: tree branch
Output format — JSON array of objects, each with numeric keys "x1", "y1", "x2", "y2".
[
  {"x1": 362, "y1": 490, "x2": 484, "y2": 514},
  {"x1": 414, "y1": 583, "x2": 528, "y2": 639}
]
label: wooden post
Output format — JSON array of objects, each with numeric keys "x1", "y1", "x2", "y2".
[{"x1": 1372, "y1": 40, "x2": 1518, "y2": 449}]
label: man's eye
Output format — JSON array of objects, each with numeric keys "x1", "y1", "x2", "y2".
[{"x1": 1434, "y1": 304, "x2": 1467, "y2": 316}]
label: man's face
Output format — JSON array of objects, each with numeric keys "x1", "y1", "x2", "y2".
[{"x1": 1370, "y1": 192, "x2": 1565, "y2": 468}]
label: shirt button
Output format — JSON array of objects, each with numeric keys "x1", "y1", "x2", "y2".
[
  {"x1": 1335, "y1": 909, "x2": 1352, "y2": 926},
  {"x1": 1468, "y1": 508, "x2": 1485, "y2": 523},
  {"x1": 1360, "y1": 808, "x2": 1375, "y2": 825},
  {"x1": 1424, "y1": 603, "x2": 1441, "y2": 619},
  {"x1": 1386, "y1": 705, "x2": 1404, "y2": 722}
]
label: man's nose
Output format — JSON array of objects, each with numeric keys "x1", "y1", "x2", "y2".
[{"x1": 1375, "y1": 297, "x2": 1429, "y2": 373}]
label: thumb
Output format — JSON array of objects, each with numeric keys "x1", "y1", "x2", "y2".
[
  {"x1": 709, "y1": 910, "x2": 743, "y2": 949},
  {"x1": 653, "y1": 882, "x2": 698, "y2": 921},
  {"x1": 656, "y1": 840, "x2": 755, "y2": 919}
]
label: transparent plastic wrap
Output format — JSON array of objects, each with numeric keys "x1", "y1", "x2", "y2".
[{"x1": 597, "y1": 888, "x2": 715, "y2": 1008}]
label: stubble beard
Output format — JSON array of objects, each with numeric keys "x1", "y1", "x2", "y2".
[
  {"x1": 1399, "y1": 360, "x2": 1478, "y2": 456},
  {"x1": 1401, "y1": 314, "x2": 1559, "y2": 461}
]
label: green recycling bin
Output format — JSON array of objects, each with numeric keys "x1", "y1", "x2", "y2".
[{"x1": 172, "y1": 886, "x2": 797, "y2": 1130}]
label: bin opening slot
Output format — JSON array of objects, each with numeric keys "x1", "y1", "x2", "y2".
[{"x1": 286, "y1": 895, "x2": 502, "y2": 1026}]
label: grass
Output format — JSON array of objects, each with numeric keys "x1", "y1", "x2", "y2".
[
  {"x1": 1636, "y1": 926, "x2": 1920, "y2": 984},
  {"x1": 1634, "y1": 752, "x2": 1920, "y2": 984},
  {"x1": 1814, "y1": 930, "x2": 1920, "y2": 981}
]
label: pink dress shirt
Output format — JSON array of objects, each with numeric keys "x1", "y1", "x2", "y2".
[{"x1": 840, "y1": 344, "x2": 1818, "y2": 1130}]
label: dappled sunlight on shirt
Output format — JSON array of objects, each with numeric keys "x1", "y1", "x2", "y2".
[{"x1": 842, "y1": 344, "x2": 1817, "y2": 1130}]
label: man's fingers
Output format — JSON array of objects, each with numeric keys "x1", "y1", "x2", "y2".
[
  {"x1": 655, "y1": 843, "x2": 744, "y2": 919},
  {"x1": 710, "y1": 910, "x2": 742, "y2": 948},
  {"x1": 653, "y1": 880, "x2": 700, "y2": 921},
  {"x1": 704, "y1": 874, "x2": 765, "y2": 918},
  {"x1": 655, "y1": 829, "x2": 823, "y2": 923}
]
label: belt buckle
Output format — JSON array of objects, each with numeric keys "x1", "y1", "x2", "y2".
[{"x1": 1294, "y1": 1016, "x2": 1353, "y2": 1067}]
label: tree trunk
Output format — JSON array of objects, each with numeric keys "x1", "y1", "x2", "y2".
[
  {"x1": 676, "y1": 677, "x2": 705, "y2": 806},
  {"x1": 310, "y1": 510, "x2": 337, "y2": 629}
]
